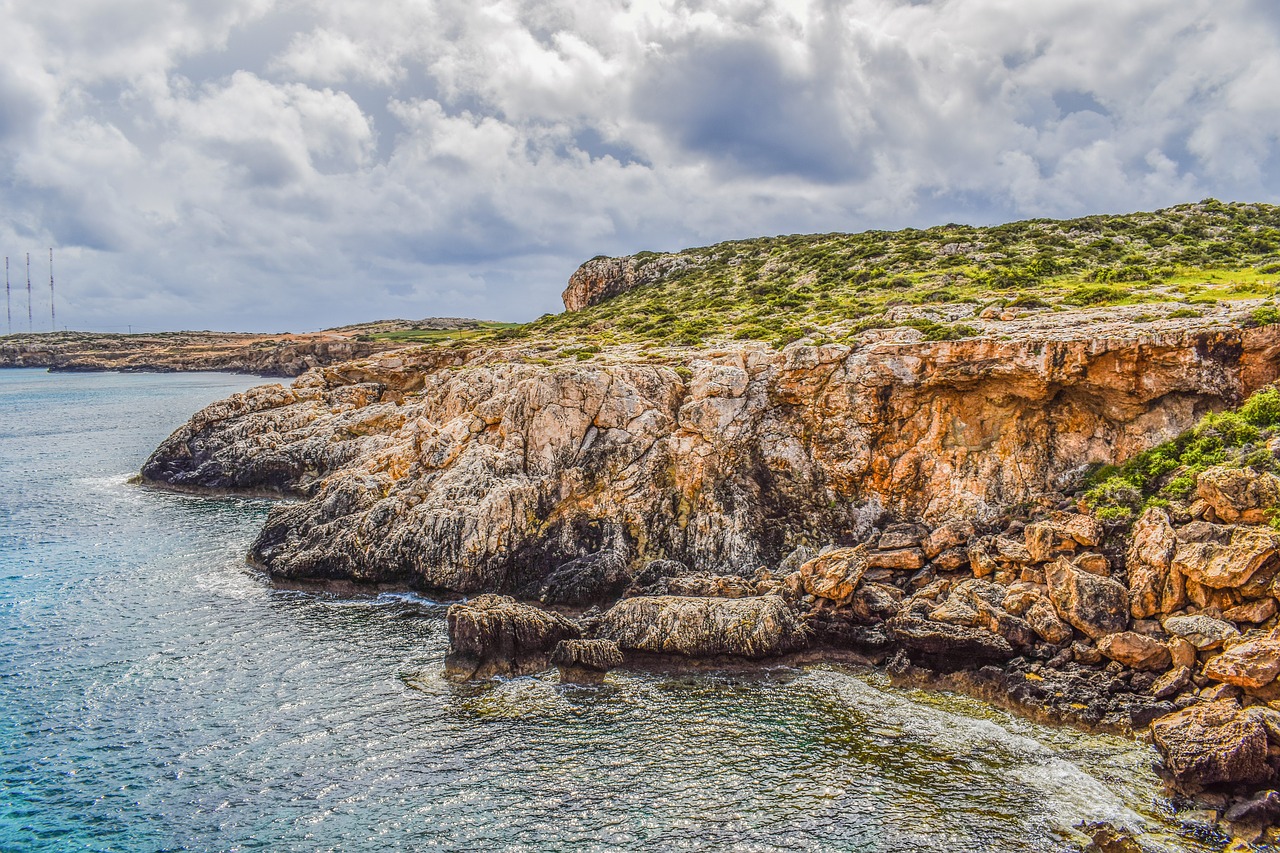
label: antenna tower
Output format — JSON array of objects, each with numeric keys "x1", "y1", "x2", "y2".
[
  {"x1": 5, "y1": 257, "x2": 9, "y2": 335},
  {"x1": 49, "y1": 249, "x2": 55, "y2": 331},
  {"x1": 26, "y1": 253, "x2": 32, "y2": 332}
]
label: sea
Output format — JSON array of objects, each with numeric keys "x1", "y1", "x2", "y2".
[{"x1": 0, "y1": 368, "x2": 1231, "y2": 852}]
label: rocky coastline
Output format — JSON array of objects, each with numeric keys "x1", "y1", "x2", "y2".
[{"x1": 136, "y1": 288, "x2": 1280, "y2": 846}]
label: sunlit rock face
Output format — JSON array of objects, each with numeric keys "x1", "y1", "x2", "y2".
[{"x1": 141, "y1": 323, "x2": 1280, "y2": 595}]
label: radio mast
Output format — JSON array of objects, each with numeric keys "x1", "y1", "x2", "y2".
[
  {"x1": 26, "y1": 253, "x2": 32, "y2": 332},
  {"x1": 5, "y1": 257, "x2": 10, "y2": 335},
  {"x1": 49, "y1": 249, "x2": 55, "y2": 331}
]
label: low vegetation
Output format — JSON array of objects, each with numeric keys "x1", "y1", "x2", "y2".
[
  {"x1": 1084, "y1": 386, "x2": 1280, "y2": 520},
  {"x1": 410, "y1": 200, "x2": 1280, "y2": 352}
]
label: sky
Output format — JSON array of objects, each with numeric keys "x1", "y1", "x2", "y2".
[{"x1": 1, "y1": 1, "x2": 1279, "y2": 333}]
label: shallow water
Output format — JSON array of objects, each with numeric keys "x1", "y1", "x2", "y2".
[{"x1": 0, "y1": 368, "x2": 1229, "y2": 851}]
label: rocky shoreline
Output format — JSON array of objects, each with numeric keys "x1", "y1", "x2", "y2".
[
  {"x1": 0, "y1": 330, "x2": 397, "y2": 377},
  {"x1": 135, "y1": 302, "x2": 1280, "y2": 848}
]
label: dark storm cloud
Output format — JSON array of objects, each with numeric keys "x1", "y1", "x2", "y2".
[{"x1": 633, "y1": 35, "x2": 862, "y2": 181}]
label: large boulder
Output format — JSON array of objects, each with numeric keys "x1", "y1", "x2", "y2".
[
  {"x1": 1096, "y1": 631, "x2": 1172, "y2": 671},
  {"x1": 1204, "y1": 639, "x2": 1280, "y2": 689},
  {"x1": 1197, "y1": 465, "x2": 1280, "y2": 524},
  {"x1": 1172, "y1": 526, "x2": 1280, "y2": 589},
  {"x1": 798, "y1": 546, "x2": 868, "y2": 605},
  {"x1": 1162, "y1": 614, "x2": 1239, "y2": 651},
  {"x1": 1045, "y1": 557, "x2": 1129, "y2": 640},
  {"x1": 1126, "y1": 507, "x2": 1185, "y2": 618},
  {"x1": 1151, "y1": 701, "x2": 1273, "y2": 790},
  {"x1": 884, "y1": 614, "x2": 1014, "y2": 662},
  {"x1": 445, "y1": 594, "x2": 581, "y2": 679},
  {"x1": 596, "y1": 595, "x2": 807, "y2": 658},
  {"x1": 923, "y1": 519, "x2": 974, "y2": 559}
]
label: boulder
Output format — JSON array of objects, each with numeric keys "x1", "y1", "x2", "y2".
[
  {"x1": 798, "y1": 546, "x2": 868, "y2": 605},
  {"x1": 1150, "y1": 666, "x2": 1192, "y2": 700},
  {"x1": 1224, "y1": 597, "x2": 1278, "y2": 624},
  {"x1": 1071, "y1": 553, "x2": 1110, "y2": 577},
  {"x1": 537, "y1": 551, "x2": 633, "y2": 605},
  {"x1": 932, "y1": 547, "x2": 969, "y2": 571},
  {"x1": 445, "y1": 594, "x2": 581, "y2": 679},
  {"x1": 1096, "y1": 631, "x2": 1173, "y2": 671},
  {"x1": 1203, "y1": 639, "x2": 1280, "y2": 689},
  {"x1": 866, "y1": 548, "x2": 926, "y2": 571},
  {"x1": 849, "y1": 582, "x2": 902, "y2": 623},
  {"x1": 551, "y1": 638, "x2": 624, "y2": 673},
  {"x1": 1168, "y1": 637, "x2": 1197, "y2": 669},
  {"x1": 1045, "y1": 557, "x2": 1129, "y2": 640},
  {"x1": 1151, "y1": 701, "x2": 1273, "y2": 790},
  {"x1": 1126, "y1": 507, "x2": 1185, "y2": 618},
  {"x1": 1223, "y1": 790, "x2": 1280, "y2": 829},
  {"x1": 1172, "y1": 526, "x2": 1280, "y2": 589},
  {"x1": 1025, "y1": 597, "x2": 1073, "y2": 645},
  {"x1": 627, "y1": 559, "x2": 693, "y2": 593},
  {"x1": 1197, "y1": 465, "x2": 1280, "y2": 524},
  {"x1": 595, "y1": 595, "x2": 807, "y2": 658},
  {"x1": 1162, "y1": 614, "x2": 1239, "y2": 650},
  {"x1": 923, "y1": 519, "x2": 974, "y2": 559},
  {"x1": 884, "y1": 614, "x2": 1014, "y2": 662},
  {"x1": 1023, "y1": 512, "x2": 1103, "y2": 563},
  {"x1": 969, "y1": 539, "x2": 998, "y2": 578},
  {"x1": 876, "y1": 523, "x2": 928, "y2": 551}
]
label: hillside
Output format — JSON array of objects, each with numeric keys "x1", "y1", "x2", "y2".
[{"x1": 417, "y1": 200, "x2": 1280, "y2": 353}]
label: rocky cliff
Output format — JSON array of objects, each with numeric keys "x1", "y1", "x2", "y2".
[{"x1": 141, "y1": 317, "x2": 1280, "y2": 595}]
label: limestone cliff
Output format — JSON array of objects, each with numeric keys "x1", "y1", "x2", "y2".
[{"x1": 141, "y1": 320, "x2": 1280, "y2": 596}]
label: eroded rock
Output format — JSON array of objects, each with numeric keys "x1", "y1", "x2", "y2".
[
  {"x1": 1204, "y1": 639, "x2": 1280, "y2": 689},
  {"x1": 445, "y1": 594, "x2": 581, "y2": 680},
  {"x1": 1197, "y1": 466, "x2": 1280, "y2": 525},
  {"x1": 1045, "y1": 557, "x2": 1129, "y2": 640},
  {"x1": 1151, "y1": 701, "x2": 1273, "y2": 790},
  {"x1": 596, "y1": 595, "x2": 807, "y2": 658},
  {"x1": 1096, "y1": 631, "x2": 1172, "y2": 672}
]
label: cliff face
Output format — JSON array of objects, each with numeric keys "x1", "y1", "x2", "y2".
[{"x1": 141, "y1": 324, "x2": 1280, "y2": 595}]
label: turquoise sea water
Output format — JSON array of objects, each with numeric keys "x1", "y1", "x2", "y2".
[{"x1": 0, "y1": 368, "x2": 1227, "y2": 852}]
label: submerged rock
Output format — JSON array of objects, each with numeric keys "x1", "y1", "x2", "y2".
[
  {"x1": 595, "y1": 595, "x2": 807, "y2": 659},
  {"x1": 444, "y1": 594, "x2": 581, "y2": 680}
]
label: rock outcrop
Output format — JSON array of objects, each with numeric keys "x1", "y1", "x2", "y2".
[
  {"x1": 142, "y1": 325, "x2": 1280, "y2": 595},
  {"x1": 443, "y1": 594, "x2": 580, "y2": 680},
  {"x1": 594, "y1": 595, "x2": 807, "y2": 659}
]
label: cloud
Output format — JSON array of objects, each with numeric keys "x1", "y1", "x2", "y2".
[{"x1": 0, "y1": 0, "x2": 1276, "y2": 332}]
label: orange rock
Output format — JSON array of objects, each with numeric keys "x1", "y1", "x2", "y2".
[{"x1": 1204, "y1": 639, "x2": 1280, "y2": 689}]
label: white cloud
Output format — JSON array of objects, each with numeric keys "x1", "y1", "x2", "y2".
[{"x1": 0, "y1": 0, "x2": 1276, "y2": 332}]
